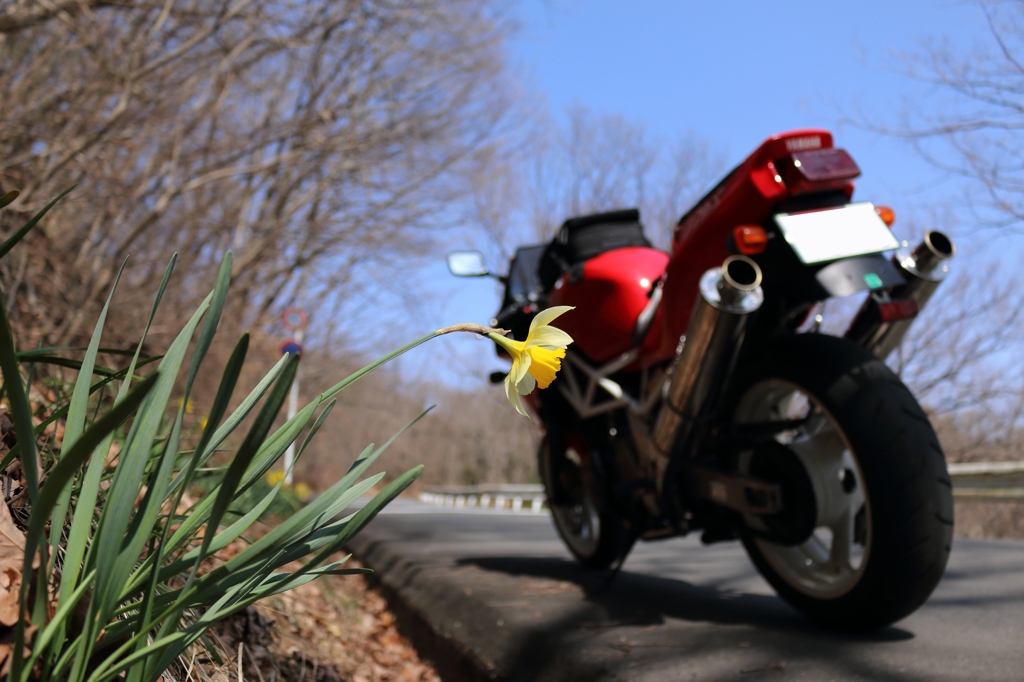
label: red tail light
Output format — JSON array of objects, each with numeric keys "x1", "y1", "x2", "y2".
[
  {"x1": 879, "y1": 298, "x2": 918, "y2": 322},
  {"x1": 779, "y1": 148, "x2": 861, "y2": 196}
]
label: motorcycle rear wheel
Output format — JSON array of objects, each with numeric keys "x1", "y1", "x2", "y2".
[
  {"x1": 539, "y1": 434, "x2": 626, "y2": 569},
  {"x1": 730, "y1": 334, "x2": 953, "y2": 630}
]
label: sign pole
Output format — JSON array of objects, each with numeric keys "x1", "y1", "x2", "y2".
[
  {"x1": 280, "y1": 307, "x2": 308, "y2": 484},
  {"x1": 284, "y1": 328, "x2": 303, "y2": 484}
]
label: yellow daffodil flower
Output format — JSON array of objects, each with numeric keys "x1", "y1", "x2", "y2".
[
  {"x1": 293, "y1": 482, "x2": 313, "y2": 502},
  {"x1": 487, "y1": 306, "x2": 574, "y2": 416}
]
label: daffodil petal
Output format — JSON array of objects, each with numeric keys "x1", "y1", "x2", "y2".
[
  {"x1": 515, "y1": 370, "x2": 536, "y2": 395},
  {"x1": 505, "y1": 373, "x2": 528, "y2": 416},
  {"x1": 529, "y1": 306, "x2": 575, "y2": 335},
  {"x1": 525, "y1": 346, "x2": 564, "y2": 389},
  {"x1": 524, "y1": 325, "x2": 573, "y2": 350},
  {"x1": 510, "y1": 352, "x2": 531, "y2": 388}
]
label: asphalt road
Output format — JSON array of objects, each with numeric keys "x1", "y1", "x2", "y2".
[{"x1": 347, "y1": 500, "x2": 1024, "y2": 682}]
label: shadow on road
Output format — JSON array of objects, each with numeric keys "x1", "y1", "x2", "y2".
[{"x1": 457, "y1": 555, "x2": 916, "y2": 682}]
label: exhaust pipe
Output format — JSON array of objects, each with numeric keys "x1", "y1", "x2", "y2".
[
  {"x1": 650, "y1": 256, "x2": 764, "y2": 480},
  {"x1": 845, "y1": 230, "x2": 956, "y2": 359}
]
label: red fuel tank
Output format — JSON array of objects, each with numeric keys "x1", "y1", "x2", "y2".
[{"x1": 548, "y1": 246, "x2": 669, "y2": 364}]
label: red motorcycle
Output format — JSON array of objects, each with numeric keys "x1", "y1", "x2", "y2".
[{"x1": 448, "y1": 129, "x2": 955, "y2": 630}]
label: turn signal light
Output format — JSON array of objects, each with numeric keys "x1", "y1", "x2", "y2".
[
  {"x1": 733, "y1": 225, "x2": 768, "y2": 255},
  {"x1": 875, "y1": 205, "x2": 896, "y2": 227}
]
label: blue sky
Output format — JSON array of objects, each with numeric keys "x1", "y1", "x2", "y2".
[
  {"x1": 505, "y1": 0, "x2": 986, "y2": 204},
  {"x1": 391, "y1": 1, "x2": 1001, "y2": 387}
]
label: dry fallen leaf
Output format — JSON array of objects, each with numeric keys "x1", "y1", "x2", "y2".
[
  {"x1": 0, "y1": 623, "x2": 35, "y2": 676},
  {"x1": 0, "y1": 502, "x2": 29, "y2": 627}
]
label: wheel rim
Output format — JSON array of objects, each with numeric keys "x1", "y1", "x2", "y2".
[
  {"x1": 551, "y1": 496, "x2": 601, "y2": 558},
  {"x1": 542, "y1": 439, "x2": 602, "y2": 559},
  {"x1": 735, "y1": 379, "x2": 872, "y2": 599}
]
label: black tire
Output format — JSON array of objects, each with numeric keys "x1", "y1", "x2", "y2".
[
  {"x1": 729, "y1": 334, "x2": 953, "y2": 630},
  {"x1": 539, "y1": 434, "x2": 627, "y2": 569}
]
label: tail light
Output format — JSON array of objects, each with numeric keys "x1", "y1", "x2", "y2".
[
  {"x1": 733, "y1": 225, "x2": 768, "y2": 255},
  {"x1": 778, "y1": 148, "x2": 861, "y2": 196},
  {"x1": 878, "y1": 298, "x2": 918, "y2": 322}
]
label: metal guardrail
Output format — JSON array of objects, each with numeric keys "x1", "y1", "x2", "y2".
[
  {"x1": 418, "y1": 461, "x2": 1024, "y2": 511},
  {"x1": 948, "y1": 461, "x2": 1024, "y2": 500},
  {"x1": 419, "y1": 484, "x2": 547, "y2": 513}
]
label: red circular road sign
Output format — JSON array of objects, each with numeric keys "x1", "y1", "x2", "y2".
[{"x1": 281, "y1": 307, "x2": 308, "y2": 332}]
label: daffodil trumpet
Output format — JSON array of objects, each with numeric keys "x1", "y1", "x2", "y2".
[{"x1": 486, "y1": 306, "x2": 575, "y2": 417}]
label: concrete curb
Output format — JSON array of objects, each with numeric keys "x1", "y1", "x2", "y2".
[{"x1": 346, "y1": 532, "x2": 511, "y2": 682}]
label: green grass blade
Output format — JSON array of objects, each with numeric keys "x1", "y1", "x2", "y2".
[
  {"x1": 112, "y1": 405, "x2": 427, "y2": 678},
  {"x1": 148, "y1": 559, "x2": 361, "y2": 676},
  {"x1": 9, "y1": 373, "x2": 158, "y2": 682},
  {"x1": 86, "y1": 292, "x2": 211, "y2": 652},
  {"x1": 143, "y1": 445, "x2": 379, "y2": 608},
  {"x1": 168, "y1": 352, "x2": 289, "y2": 494},
  {"x1": 17, "y1": 355, "x2": 122, "y2": 376},
  {"x1": 119, "y1": 333, "x2": 251, "y2": 605},
  {"x1": 126, "y1": 407, "x2": 186, "y2": 682},
  {"x1": 286, "y1": 466, "x2": 423, "y2": 581},
  {"x1": 0, "y1": 185, "x2": 74, "y2": 260},
  {"x1": 0, "y1": 190, "x2": 19, "y2": 209},
  {"x1": 182, "y1": 252, "x2": 231, "y2": 398},
  {"x1": 16, "y1": 569, "x2": 95, "y2": 682},
  {"x1": 175, "y1": 333, "x2": 248, "y2": 496},
  {"x1": 0, "y1": 361, "x2": 150, "y2": 474},
  {"x1": 198, "y1": 354, "x2": 298, "y2": 561},
  {"x1": 49, "y1": 259, "x2": 127, "y2": 562},
  {"x1": 69, "y1": 254, "x2": 176, "y2": 585},
  {"x1": 0, "y1": 287, "x2": 38, "y2": 503},
  {"x1": 17, "y1": 346, "x2": 148, "y2": 359},
  {"x1": 195, "y1": 474, "x2": 382, "y2": 578},
  {"x1": 131, "y1": 425, "x2": 349, "y2": 600},
  {"x1": 185, "y1": 478, "x2": 284, "y2": 560},
  {"x1": 320, "y1": 330, "x2": 440, "y2": 402},
  {"x1": 294, "y1": 399, "x2": 336, "y2": 463},
  {"x1": 121, "y1": 254, "x2": 176, "y2": 397},
  {"x1": 48, "y1": 357, "x2": 159, "y2": 603},
  {"x1": 197, "y1": 444, "x2": 381, "y2": 580}
]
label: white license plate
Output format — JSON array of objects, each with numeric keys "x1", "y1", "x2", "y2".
[{"x1": 774, "y1": 202, "x2": 900, "y2": 265}]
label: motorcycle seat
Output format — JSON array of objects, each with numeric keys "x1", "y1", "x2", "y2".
[{"x1": 539, "y1": 208, "x2": 651, "y2": 290}]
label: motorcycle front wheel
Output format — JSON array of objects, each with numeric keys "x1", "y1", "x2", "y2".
[
  {"x1": 730, "y1": 334, "x2": 953, "y2": 630},
  {"x1": 538, "y1": 434, "x2": 626, "y2": 569}
]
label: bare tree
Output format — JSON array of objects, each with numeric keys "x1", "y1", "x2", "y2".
[
  {"x1": 525, "y1": 108, "x2": 722, "y2": 248},
  {"x1": 0, "y1": 0, "x2": 515, "y2": 347},
  {"x1": 856, "y1": 1, "x2": 1024, "y2": 233},
  {"x1": 464, "y1": 107, "x2": 723, "y2": 260},
  {"x1": 837, "y1": 2, "x2": 1024, "y2": 475}
]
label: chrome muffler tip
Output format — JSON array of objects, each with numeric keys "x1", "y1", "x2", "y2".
[
  {"x1": 846, "y1": 228, "x2": 957, "y2": 359},
  {"x1": 701, "y1": 255, "x2": 765, "y2": 314},
  {"x1": 900, "y1": 230, "x2": 956, "y2": 279},
  {"x1": 723, "y1": 254, "x2": 763, "y2": 290}
]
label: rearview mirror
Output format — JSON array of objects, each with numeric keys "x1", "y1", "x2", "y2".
[{"x1": 447, "y1": 250, "x2": 490, "y2": 277}]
